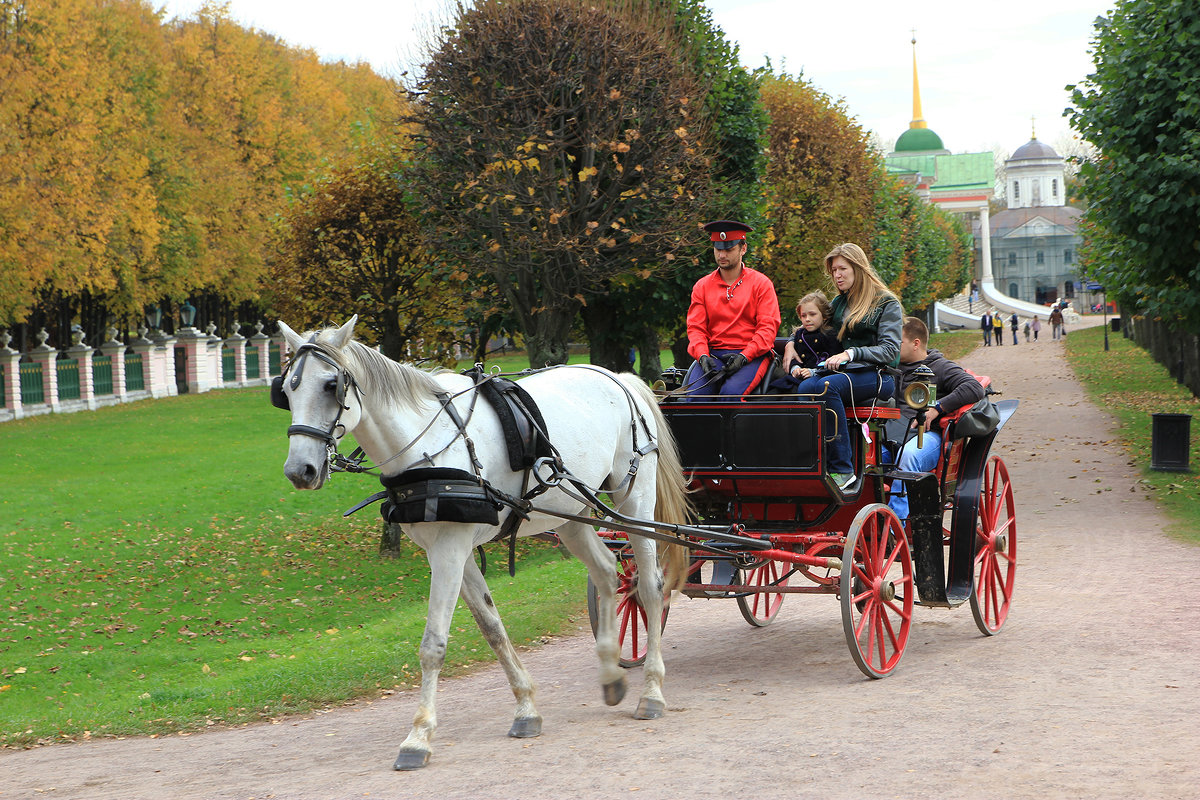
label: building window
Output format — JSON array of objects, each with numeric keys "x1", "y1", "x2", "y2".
[
  {"x1": 1052, "y1": 178, "x2": 1059, "y2": 198},
  {"x1": 1012, "y1": 181, "x2": 1020, "y2": 201},
  {"x1": 1064, "y1": 249, "x2": 1073, "y2": 264},
  {"x1": 1008, "y1": 252, "x2": 1017, "y2": 266},
  {"x1": 1036, "y1": 251, "x2": 1045, "y2": 265},
  {"x1": 1009, "y1": 282, "x2": 1020, "y2": 298}
]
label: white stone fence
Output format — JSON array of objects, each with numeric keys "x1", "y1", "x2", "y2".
[{"x1": 0, "y1": 322, "x2": 285, "y2": 423}]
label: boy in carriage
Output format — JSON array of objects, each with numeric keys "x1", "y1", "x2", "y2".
[{"x1": 887, "y1": 317, "x2": 986, "y2": 524}]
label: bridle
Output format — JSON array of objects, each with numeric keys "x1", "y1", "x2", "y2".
[{"x1": 271, "y1": 338, "x2": 359, "y2": 448}]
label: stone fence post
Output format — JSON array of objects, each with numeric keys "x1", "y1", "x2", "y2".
[
  {"x1": 27, "y1": 328, "x2": 59, "y2": 413},
  {"x1": 0, "y1": 332, "x2": 21, "y2": 420},
  {"x1": 99, "y1": 328, "x2": 127, "y2": 404}
]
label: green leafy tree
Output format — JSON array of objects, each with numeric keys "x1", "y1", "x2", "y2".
[
  {"x1": 410, "y1": 0, "x2": 709, "y2": 368},
  {"x1": 580, "y1": 0, "x2": 769, "y2": 377},
  {"x1": 1067, "y1": 0, "x2": 1200, "y2": 331}
]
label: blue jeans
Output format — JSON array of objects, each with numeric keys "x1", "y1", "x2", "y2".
[
  {"x1": 795, "y1": 369, "x2": 894, "y2": 474},
  {"x1": 887, "y1": 429, "x2": 942, "y2": 523},
  {"x1": 683, "y1": 349, "x2": 769, "y2": 400}
]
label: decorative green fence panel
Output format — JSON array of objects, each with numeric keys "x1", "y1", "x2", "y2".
[
  {"x1": 125, "y1": 352, "x2": 144, "y2": 392},
  {"x1": 269, "y1": 341, "x2": 281, "y2": 374},
  {"x1": 20, "y1": 361, "x2": 44, "y2": 404},
  {"x1": 223, "y1": 348, "x2": 235, "y2": 382},
  {"x1": 246, "y1": 347, "x2": 260, "y2": 380},
  {"x1": 57, "y1": 357, "x2": 81, "y2": 401},
  {"x1": 93, "y1": 355, "x2": 113, "y2": 396}
]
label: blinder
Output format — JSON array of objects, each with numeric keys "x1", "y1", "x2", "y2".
[{"x1": 271, "y1": 338, "x2": 359, "y2": 446}]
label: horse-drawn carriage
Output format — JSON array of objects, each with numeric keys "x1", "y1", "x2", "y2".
[
  {"x1": 588, "y1": 356, "x2": 1018, "y2": 678},
  {"x1": 273, "y1": 317, "x2": 1018, "y2": 769}
]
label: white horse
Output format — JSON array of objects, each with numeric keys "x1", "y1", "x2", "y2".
[{"x1": 275, "y1": 317, "x2": 690, "y2": 770}]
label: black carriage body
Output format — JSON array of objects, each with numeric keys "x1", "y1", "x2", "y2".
[{"x1": 661, "y1": 399, "x2": 898, "y2": 531}]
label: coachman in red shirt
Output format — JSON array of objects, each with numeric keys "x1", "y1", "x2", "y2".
[{"x1": 682, "y1": 220, "x2": 782, "y2": 399}]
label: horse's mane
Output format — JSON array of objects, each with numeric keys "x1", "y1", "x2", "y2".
[{"x1": 310, "y1": 327, "x2": 445, "y2": 412}]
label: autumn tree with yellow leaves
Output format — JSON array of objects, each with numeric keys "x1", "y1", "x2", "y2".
[{"x1": 0, "y1": 0, "x2": 397, "y2": 347}]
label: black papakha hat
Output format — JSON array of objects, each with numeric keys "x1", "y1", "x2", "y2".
[{"x1": 703, "y1": 219, "x2": 752, "y2": 250}]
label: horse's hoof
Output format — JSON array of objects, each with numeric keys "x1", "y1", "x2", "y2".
[
  {"x1": 633, "y1": 698, "x2": 665, "y2": 720},
  {"x1": 602, "y1": 678, "x2": 627, "y2": 706},
  {"x1": 508, "y1": 715, "x2": 542, "y2": 738},
  {"x1": 393, "y1": 748, "x2": 431, "y2": 771}
]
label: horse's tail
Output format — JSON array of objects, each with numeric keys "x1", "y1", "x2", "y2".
[{"x1": 618, "y1": 373, "x2": 692, "y2": 596}]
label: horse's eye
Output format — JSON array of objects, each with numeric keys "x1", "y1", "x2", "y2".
[{"x1": 323, "y1": 377, "x2": 338, "y2": 395}]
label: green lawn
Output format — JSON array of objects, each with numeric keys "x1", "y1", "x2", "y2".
[
  {"x1": 0, "y1": 389, "x2": 586, "y2": 747},
  {"x1": 1062, "y1": 325, "x2": 1200, "y2": 544}
]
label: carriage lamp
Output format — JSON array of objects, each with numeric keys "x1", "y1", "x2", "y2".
[
  {"x1": 902, "y1": 364, "x2": 936, "y2": 410},
  {"x1": 144, "y1": 303, "x2": 162, "y2": 331},
  {"x1": 902, "y1": 364, "x2": 937, "y2": 450},
  {"x1": 179, "y1": 300, "x2": 197, "y2": 329}
]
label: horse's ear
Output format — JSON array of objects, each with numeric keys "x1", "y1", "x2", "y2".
[
  {"x1": 329, "y1": 315, "x2": 358, "y2": 349},
  {"x1": 277, "y1": 320, "x2": 305, "y2": 355}
]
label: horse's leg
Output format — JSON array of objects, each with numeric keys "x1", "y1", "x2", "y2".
[
  {"x1": 393, "y1": 531, "x2": 472, "y2": 771},
  {"x1": 555, "y1": 521, "x2": 626, "y2": 706},
  {"x1": 457, "y1": 557, "x2": 542, "y2": 738},
  {"x1": 627, "y1": 533, "x2": 668, "y2": 720}
]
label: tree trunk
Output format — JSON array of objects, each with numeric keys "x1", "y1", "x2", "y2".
[
  {"x1": 670, "y1": 334, "x2": 691, "y2": 373},
  {"x1": 637, "y1": 327, "x2": 663, "y2": 382},
  {"x1": 523, "y1": 304, "x2": 577, "y2": 368},
  {"x1": 580, "y1": 302, "x2": 632, "y2": 373},
  {"x1": 379, "y1": 522, "x2": 405, "y2": 557}
]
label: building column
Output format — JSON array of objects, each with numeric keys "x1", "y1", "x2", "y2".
[{"x1": 980, "y1": 203, "x2": 994, "y2": 284}]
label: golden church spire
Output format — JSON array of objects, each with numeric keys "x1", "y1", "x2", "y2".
[{"x1": 910, "y1": 32, "x2": 927, "y2": 130}]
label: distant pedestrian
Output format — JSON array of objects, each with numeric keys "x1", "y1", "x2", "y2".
[
  {"x1": 1023, "y1": 319, "x2": 1031, "y2": 342},
  {"x1": 1050, "y1": 307, "x2": 1064, "y2": 340},
  {"x1": 1010, "y1": 313, "x2": 1019, "y2": 345},
  {"x1": 1031, "y1": 316, "x2": 1041, "y2": 341},
  {"x1": 993, "y1": 313, "x2": 1004, "y2": 345},
  {"x1": 981, "y1": 312, "x2": 992, "y2": 346}
]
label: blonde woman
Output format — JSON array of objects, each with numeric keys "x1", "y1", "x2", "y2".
[{"x1": 794, "y1": 243, "x2": 902, "y2": 489}]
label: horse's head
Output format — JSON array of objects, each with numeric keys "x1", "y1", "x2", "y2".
[{"x1": 274, "y1": 316, "x2": 363, "y2": 490}]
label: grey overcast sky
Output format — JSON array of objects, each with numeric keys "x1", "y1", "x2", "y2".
[{"x1": 157, "y1": 0, "x2": 1113, "y2": 157}]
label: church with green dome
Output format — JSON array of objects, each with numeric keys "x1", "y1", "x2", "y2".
[{"x1": 882, "y1": 37, "x2": 1035, "y2": 329}]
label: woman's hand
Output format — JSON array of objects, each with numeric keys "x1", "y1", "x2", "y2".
[
  {"x1": 789, "y1": 365, "x2": 812, "y2": 380},
  {"x1": 824, "y1": 350, "x2": 852, "y2": 370}
]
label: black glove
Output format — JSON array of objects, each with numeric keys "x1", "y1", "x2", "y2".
[
  {"x1": 723, "y1": 353, "x2": 748, "y2": 375},
  {"x1": 698, "y1": 354, "x2": 721, "y2": 377}
]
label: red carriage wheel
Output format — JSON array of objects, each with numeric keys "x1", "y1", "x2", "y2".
[
  {"x1": 735, "y1": 558, "x2": 789, "y2": 626},
  {"x1": 586, "y1": 548, "x2": 668, "y2": 668},
  {"x1": 840, "y1": 504, "x2": 914, "y2": 679},
  {"x1": 971, "y1": 455, "x2": 1017, "y2": 635}
]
